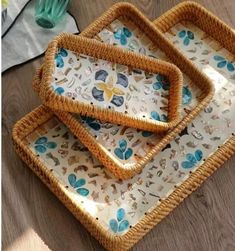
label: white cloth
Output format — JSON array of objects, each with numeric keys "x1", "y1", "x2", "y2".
[
  {"x1": 2, "y1": 0, "x2": 29, "y2": 36},
  {"x1": 2, "y1": 0, "x2": 79, "y2": 72}
]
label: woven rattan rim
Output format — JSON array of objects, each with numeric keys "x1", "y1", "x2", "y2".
[
  {"x1": 13, "y1": 1, "x2": 235, "y2": 251},
  {"x1": 38, "y1": 34, "x2": 183, "y2": 132},
  {"x1": 38, "y1": 2, "x2": 214, "y2": 132}
]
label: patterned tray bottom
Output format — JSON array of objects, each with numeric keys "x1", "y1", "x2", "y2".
[{"x1": 25, "y1": 20, "x2": 235, "y2": 235}]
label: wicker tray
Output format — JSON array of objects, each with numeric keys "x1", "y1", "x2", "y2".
[
  {"x1": 37, "y1": 34, "x2": 183, "y2": 132},
  {"x1": 13, "y1": 2, "x2": 235, "y2": 251},
  {"x1": 34, "y1": 2, "x2": 214, "y2": 180}
]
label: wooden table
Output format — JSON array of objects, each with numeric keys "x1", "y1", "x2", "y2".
[{"x1": 3, "y1": 1, "x2": 235, "y2": 250}]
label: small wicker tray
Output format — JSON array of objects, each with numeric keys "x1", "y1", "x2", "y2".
[
  {"x1": 13, "y1": 2, "x2": 235, "y2": 251},
  {"x1": 34, "y1": 2, "x2": 214, "y2": 180},
  {"x1": 37, "y1": 34, "x2": 183, "y2": 132}
]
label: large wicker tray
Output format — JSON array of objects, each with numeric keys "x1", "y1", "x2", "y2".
[
  {"x1": 13, "y1": 2, "x2": 235, "y2": 251},
  {"x1": 34, "y1": 2, "x2": 214, "y2": 180}
]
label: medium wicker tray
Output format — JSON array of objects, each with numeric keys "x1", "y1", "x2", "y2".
[
  {"x1": 34, "y1": 2, "x2": 214, "y2": 180},
  {"x1": 37, "y1": 34, "x2": 183, "y2": 132},
  {"x1": 37, "y1": 3, "x2": 213, "y2": 132},
  {"x1": 13, "y1": 2, "x2": 235, "y2": 251}
]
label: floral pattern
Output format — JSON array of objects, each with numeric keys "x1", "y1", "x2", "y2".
[
  {"x1": 181, "y1": 149, "x2": 203, "y2": 169},
  {"x1": 114, "y1": 139, "x2": 133, "y2": 160},
  {"x1": 92, "y1": 73, "x2": 126, "y2": 107},
  {"x1": 178, "y1": 30, "x2": 194, "y2": 46},
  {"x1": 151, "y1": 111, "x2": 167, "y2": 122},
  {"x1": 153, "y1": 74, "x2": 170, "y2": 90},
  {"x1": 114, "y1": 27, "x2": 132, "y2": 45},
  {"x1": 34, "y1": 137, "x2": 57, "y2": 153},
  {"x1": 213, "y1": 55, "x2": 234, "y2": 72},
  {"x1": 109, "y1": 208, "x2": 129, "y2": 233},
  {"x1": 55, "y1": 48, "x2": 68, "y2": 68},
  {"x1": 68, "y1": 174, "x2": 89, "y2": 196}
]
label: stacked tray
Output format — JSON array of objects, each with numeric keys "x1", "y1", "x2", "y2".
[
  {"x1": 33, "y1": 3, "x2": 213, "y2": 180},
  {"x1": 12, "y1": 2, "x2": 235, "y2": 251}
]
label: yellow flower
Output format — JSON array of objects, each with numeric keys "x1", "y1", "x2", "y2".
[{"x1": 96, "y1": 76, "x2": 125, "y2": 101}]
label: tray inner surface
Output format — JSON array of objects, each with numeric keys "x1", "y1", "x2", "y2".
[{"x1": 53, "y1": 51, "x2": 171, "y2": 121}]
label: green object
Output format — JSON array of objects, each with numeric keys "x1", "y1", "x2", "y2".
[{"x1": 35, "y1": 0, "x2": 70, "y2": 29}]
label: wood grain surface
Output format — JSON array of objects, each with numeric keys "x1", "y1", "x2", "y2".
[{"x1": 2, "y1": 0, "x2": 235, "y2": 250}]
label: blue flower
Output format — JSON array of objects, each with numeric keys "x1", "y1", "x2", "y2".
[
  {"x1": 178, "y1": 30, "x2": 194, "y2": 46},
  {"x1": 80, "y1": 116, "x2": 101, "y2": 131},
  {"x1": 114, "y1": 139, "x2": 133, "y2": 160},
  {"x1": 153, "y1": 74, "x2": 170, "y2": 91},
  {"x1": 34, "y1": 137, "x2": 57, "y2": 153},
  {"x1": 182, "y1": 86, "x2": 192, "y2": 105},
  {"x1": 109, "y1": 208, "x2": 129, "y2": 233},
  {"x1": 53, "y1": 86, "x2": 64, "y2": 95},
  {"x1": 68, "y1": 174, "x2": 89, "y2": 196},
  {"x1": 213, "y1": 55, "x2": 234, "y2": 72},
  {"x1": 114, "y1": 27, "x2": 132, "y2": 45},
  {"x1": 181, "y1": 149, "x2": 203, "y2": 169},
  {"x1": 92, "y1": 70, "x2": 127, "y2": 107},
  {"x1": 150, "y1": 111, "x2": 167, "y2": 122},
  {"x1": 55, "y1": 48, "x2": 68, "y2": 68}
]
